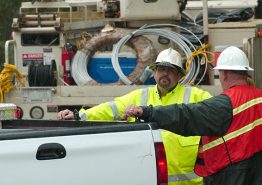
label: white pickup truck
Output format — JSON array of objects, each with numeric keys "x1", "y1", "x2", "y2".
[{"x1": 0, "y1": 120, "x2": 166, "y2": 185}]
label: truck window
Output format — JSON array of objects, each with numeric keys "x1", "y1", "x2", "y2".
[{"x1": 21, "y1": 33, "x2": 59, "y2": 46}]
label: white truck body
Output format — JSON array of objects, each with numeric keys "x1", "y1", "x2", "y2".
[
  {"x1": 3, "y1": 0, "x2": 262, "y2": 119},
  {"x1": 0, "y1": 120, "x2": 164, "y2": 185}
]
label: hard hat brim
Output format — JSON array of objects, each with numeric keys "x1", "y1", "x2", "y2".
[
  {"x1": 213, "y1": 65, "x2": 254, "y2": 71},
  {"x1": 149, "y1": 62, "x2": 186, "y2": 75}
]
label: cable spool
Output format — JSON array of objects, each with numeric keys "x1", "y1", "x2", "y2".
[
  {"x1": 71, "y1": 28, "x2": 157, "y2": 86},
  {"x1": 28, "y1": 60, "x2": 57, "y2": 87}
]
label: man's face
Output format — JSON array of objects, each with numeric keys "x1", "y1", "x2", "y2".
[{"x1": 153, "y1": 66, "x2": 181, "y2": 91}]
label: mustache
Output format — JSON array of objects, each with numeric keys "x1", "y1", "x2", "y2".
[{"x1": 159, "y1": 76, "x2": 170, "y2": 81}]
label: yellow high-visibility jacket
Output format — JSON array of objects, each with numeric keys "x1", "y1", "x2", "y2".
[{"x1": 79, "y1": 84, "x2": 212, "y2": 185}]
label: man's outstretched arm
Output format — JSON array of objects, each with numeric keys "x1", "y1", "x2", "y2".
[{"x1": 122, "y1": 95, "x2": 233, "y2": 136}]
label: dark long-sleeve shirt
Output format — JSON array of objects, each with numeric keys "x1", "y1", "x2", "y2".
[
  {"x1": 141, "y1": 94, "x2": 233, "y2": 136},
  {"x1": 141, "y1": 91, "x2": 262, "y2": 185}
]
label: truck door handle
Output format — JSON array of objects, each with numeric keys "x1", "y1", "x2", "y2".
[{"x1": 36, "y1": 143, "x2": 66, "y2": 160}]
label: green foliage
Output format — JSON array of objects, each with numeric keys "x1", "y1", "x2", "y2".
[{"x1": 0, "y1": 0, "x2": 26, "y2": 67}]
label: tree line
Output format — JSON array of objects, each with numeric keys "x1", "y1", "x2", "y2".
[{"x1": 0, "y1": 1, "x2": 25, "y2": 67}]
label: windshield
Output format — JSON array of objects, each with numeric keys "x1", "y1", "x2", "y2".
[{"x1": 21, "y1": 32, "x2": 60, "y2": 46}]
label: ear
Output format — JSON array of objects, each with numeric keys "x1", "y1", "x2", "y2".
[{"x1": 177, "y1": 72, "x2": 183, "y2": 79}]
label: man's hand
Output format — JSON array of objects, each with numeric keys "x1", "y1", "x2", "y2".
[
  {"x1": 121, "y1": 105, "x2": 143, "y2": 120},
  {"x1": 57, "y1": 109, "x2": 75, "y2": 120}
]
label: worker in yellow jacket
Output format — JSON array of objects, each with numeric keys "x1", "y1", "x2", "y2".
[{"x1": 58, "y1": 48, "x2": 212, "y2": 185}]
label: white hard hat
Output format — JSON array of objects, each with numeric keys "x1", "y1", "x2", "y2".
[
  {"x1": 149, "y1": 48, "x2": 186, "y2": 75},
  {"x1": 214, "y1": 46, "x2": 253, "y2": 71}
]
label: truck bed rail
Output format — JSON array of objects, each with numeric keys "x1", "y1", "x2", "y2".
[{"x1": 0, "y1": 120, "x2": 159, "y2": 140}]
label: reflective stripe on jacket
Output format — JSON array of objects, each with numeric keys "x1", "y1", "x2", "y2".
[
  {"x1": 195, "y1": 85, "x2": 262, "y2": 177},
  {"x1": 79, "y1": 84, "x2": 212, "y2": 185}
]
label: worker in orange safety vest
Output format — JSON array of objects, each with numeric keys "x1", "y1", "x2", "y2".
[{"x1": 122, "y1": 46, "x2": 262, "y2": 185}]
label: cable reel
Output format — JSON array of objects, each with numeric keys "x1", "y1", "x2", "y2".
[{"x1": 28, "y1": 60, "x2": 57, "y2": 87}]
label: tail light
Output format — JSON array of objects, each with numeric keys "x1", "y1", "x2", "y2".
[
  {"x1": 155, "y1": 143, "x2": 168, "y2": 185},
  {"x1": 255, "y1": 24, "x2": 262, "y2": 37},
  {"x1": 15, "y1": 106, "x2": 23, "y2": 119},
  {"x1": 257, "y1": 28, "x2": 261, "y2": 37}
]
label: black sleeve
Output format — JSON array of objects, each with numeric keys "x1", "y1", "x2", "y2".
[{"x1": 142, "y1": 94, "x2": 233, "y2": 136}]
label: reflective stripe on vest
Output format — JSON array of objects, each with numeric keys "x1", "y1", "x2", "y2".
[
  {"x1": 233, "y1": 97, "x2": 262, "y2": 115},
  {"x1": 141, "y1": 88, "x2": 149, "y2": 106},
  {"x1": 108, "y1": 101, "x2": 119, "y2": 120},
  {"x1": 183, "y1": 86, "x2": 192, "y2": 104},
  {"x1": 79, "y1": 111, "x2": 87, "y2": 121},
  {"x1": 200, "y1": 97, "x2": 262, "y2": 153},
  {"x1": 200, "y1": 117, "x2": 262, "y2": 153},
  {"x1": 169, "y1": 172, "x2": 201, "y2": 182}
]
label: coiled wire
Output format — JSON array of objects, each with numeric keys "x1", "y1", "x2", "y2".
[
  {"x1": 111, "y1": 24, "x2": 209, "y2": 85},
  {"x1": 71, "y1": 24, "x2": 211, "y2": 86},
  {"x1": 71, "y1": 51, "x2": 93, "y2": 85}
]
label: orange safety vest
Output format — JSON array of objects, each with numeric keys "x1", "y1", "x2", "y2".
[{"x1": 194, "y1": 85, "x2": 262, "y2": 177}]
